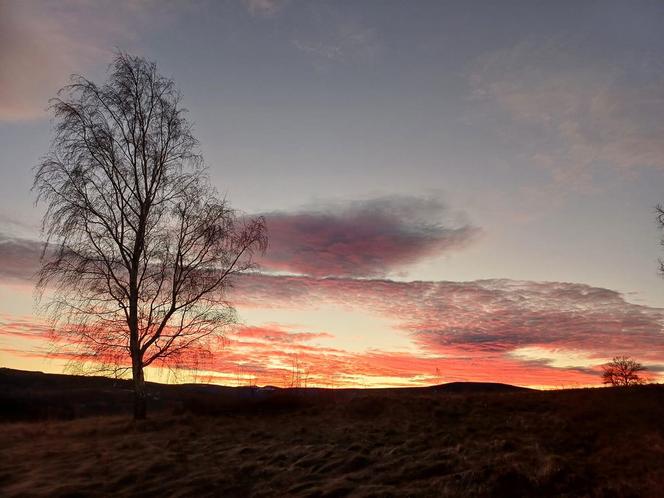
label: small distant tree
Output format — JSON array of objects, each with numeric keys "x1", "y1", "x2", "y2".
[
  {"x1": 601, "y1": 356, "x2": 646, "y2": 387},
  {"x1": 34, "y1": 53, "x2": 267, "y2": 419}
]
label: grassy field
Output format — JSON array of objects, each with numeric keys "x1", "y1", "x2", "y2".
[{"x1": 1, "y1": 370, "x2": 664, "y2": 497}]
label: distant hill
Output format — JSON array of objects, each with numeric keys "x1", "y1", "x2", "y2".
[
  {"x1": 0, "y1": 367, "x2": 255, "y2": 420},
  {"x1": 428, "y1": 381, "x2": 531, "y2": 393},
  {"x1": 2, "y1": 367, "x2": 664, "y2": 496},
  {"x1": 0, "y1": 367, "x2": 529, "y2": 421}
]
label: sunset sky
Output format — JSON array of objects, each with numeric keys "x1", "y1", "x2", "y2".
[{"x1": 2, "y1": 0, "x2": 664, "y2": 388}]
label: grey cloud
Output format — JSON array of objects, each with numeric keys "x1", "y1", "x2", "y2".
[{"x1": 0, "y1": 233, "x2": 43, "y2": 281}]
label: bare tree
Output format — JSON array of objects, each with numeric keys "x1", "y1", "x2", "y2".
[
  {"x1": 33, "y1": 53, "x2": 267, "y2": 419},
  {"x1": 657, "y1": 204, "x2": 664, "y2": 274},
  {"x1": 601, "y1": 356, "x2": 647, "y2": 387},
  {"x1": 285, "y1": 355, "x2": 311, "y2": 388}
]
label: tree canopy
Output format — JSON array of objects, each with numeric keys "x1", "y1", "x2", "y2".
[
  {"x1": 34, "y1": 53, "x2": 267, "y2": 418},
  {"x1": 601, "y1": 356, "x2": 646, "y2": 387}
]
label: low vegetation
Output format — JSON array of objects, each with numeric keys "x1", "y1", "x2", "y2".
[
  {"x1": 1, "y1": 369, "x2": 663, "y2": 497},
  {"x1": 601, "y1": 356, "x2": 647, "y2": 386}
]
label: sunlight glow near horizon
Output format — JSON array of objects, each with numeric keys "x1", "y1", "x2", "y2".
[{"x1": 237, "y1": 305, "x2": 414, "y2": 354}]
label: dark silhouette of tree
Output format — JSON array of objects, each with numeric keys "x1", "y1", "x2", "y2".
[
  {"x1": 33, "y1": 53, "x2": 267, "y2": 419},
  {"x1": 657, "y1": 204, "x2": 664, "y2": 274},
  {"x1": 601, "y1": 356, "x2": 646, "y2": 387}
]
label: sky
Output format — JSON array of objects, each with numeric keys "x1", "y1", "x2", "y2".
[{"x1": 2, "y1": 0, "x2": 664, "y2": 388}]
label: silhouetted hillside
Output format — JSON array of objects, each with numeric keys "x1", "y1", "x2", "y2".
[
  {"x1": 0, "y1": 368, "x2": 528, "y2": 421},
  {"x1": 428, "y1": 381, "x2": 531, "y2": 393},
  {"x1": 2, "y1": 368, "x2": 664, "y2": 496}
]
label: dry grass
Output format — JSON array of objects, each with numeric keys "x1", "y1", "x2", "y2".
[{"x1": 2, "y1": 385, "x2": 664, "y2": 497}]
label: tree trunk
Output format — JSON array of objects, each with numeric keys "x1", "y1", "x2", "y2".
[
  {"x1": 129, "y1": 244, "x2": 144, "y2": 419},
  {"x1": 132, "y1": 356, "x2": 147, "y2": 420}
]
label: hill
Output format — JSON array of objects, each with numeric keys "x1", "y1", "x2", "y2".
[
  {"x1": 1, "y1": 368, "x2": 663, "y2": 497},
  {"x1": 0, "y1": 367, "x2": 527, "y2": 421}
]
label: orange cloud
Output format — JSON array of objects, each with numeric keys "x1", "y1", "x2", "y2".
[
  {"x1": 231, "y1": 274, "x2": 664, "y2": 383},
  {"x1": 3, "y1": 238, "x2": 664, "y2": 387},
  {"x1": 0, "y1": 312, "x2": 638, "y2": 388},
  {"x1": 200, "y1": 323, "x2": 603, "y2": 388}
]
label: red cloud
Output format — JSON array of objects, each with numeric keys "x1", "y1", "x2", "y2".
[
  {"x1": 4, "y1": 215, "x2": 664, "y2": 387},
  {"x1": 234, "y1": 324, "x2": 333, "y2": 343},
  {"x1": 0, "y1": 310, "x2": 647, "y2": 388},
  {"x1": 193, "y1": 324, "x2": 603, "y2": 388},
  {"x1": 232, "y1": 274, "x2": 664, "y2": 379},
  {"x1": 6, "y1": 269, "x2": 663, "y2": 387},
  {"x1": 0, "y1": 314, "x2": 53, "y2": 340},
  {"x1": 259, "y1": 196, "x2": 479, "y2": 277}
]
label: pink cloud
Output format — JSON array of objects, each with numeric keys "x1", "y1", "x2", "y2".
[
  {"x1": 3, "y1": 213, "x2": 663, "y2": 386},
  {"x1": 0, "y1": 314, "x2": 52, "y2": 341},
  {"x1": 2, "y1": 298, "x2": 657, "y2": 388},
  {"x1": 5, "y1": 240, "x2": 663, "y2": 386},
  {"x1": 183, "y1": 323, "x2": 605, "y2": 388},
  {"x1": 259, "y1": 196, "x2": 479, "y2": 277},
  {"x1": 232, "y1": 274, "x2": 664, "y2": 379},
  {"x1": 234, "y1": 324, "x2": 333, "y2": 343}
]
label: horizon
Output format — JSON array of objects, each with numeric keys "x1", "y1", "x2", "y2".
[{"x1": 2, "y1": 0, "x2": 664, "y2": 389}]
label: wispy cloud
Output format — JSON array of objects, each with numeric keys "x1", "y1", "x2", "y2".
[
  {"x1": 5, "y1": 272, "x2": 663, "y2": 386},
  {"x1": 0, "y1": 317, "x2": 606, "y2": 388},
  {"x1": 259, "y1": 196, "x2": 479, "y2": 277},
  {"x1": 0, "y1": 313, "x2": 52, "y2": 341},
  {"x1": 243, "y1": 0, "x2": 289, "y2": 17},
  {"x1": 210, "y1": 323, "x2": 605, "y2": 388},
  {"x1": 290, "y1": 4, "x2": 381, "y2": 66},
  {"x1": 3, "y1": 199, "x2": 662, "y2": 386},
  {"x1": 292, "y1": 24, "x2": 380, "y2": 63},
  {"x1": 234, "y1": 324, "x2": 333, "y2": 344},
  {"x1": 469, "y1": 39, "x2": 664, "y2": 187},
  {"x1": 232, "y1": 274, "x2": 664, "y2": 382}
]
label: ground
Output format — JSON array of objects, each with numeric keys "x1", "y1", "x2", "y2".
[{"x1": 1, "y1": 369, "x2": 664, "y2": 497}]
